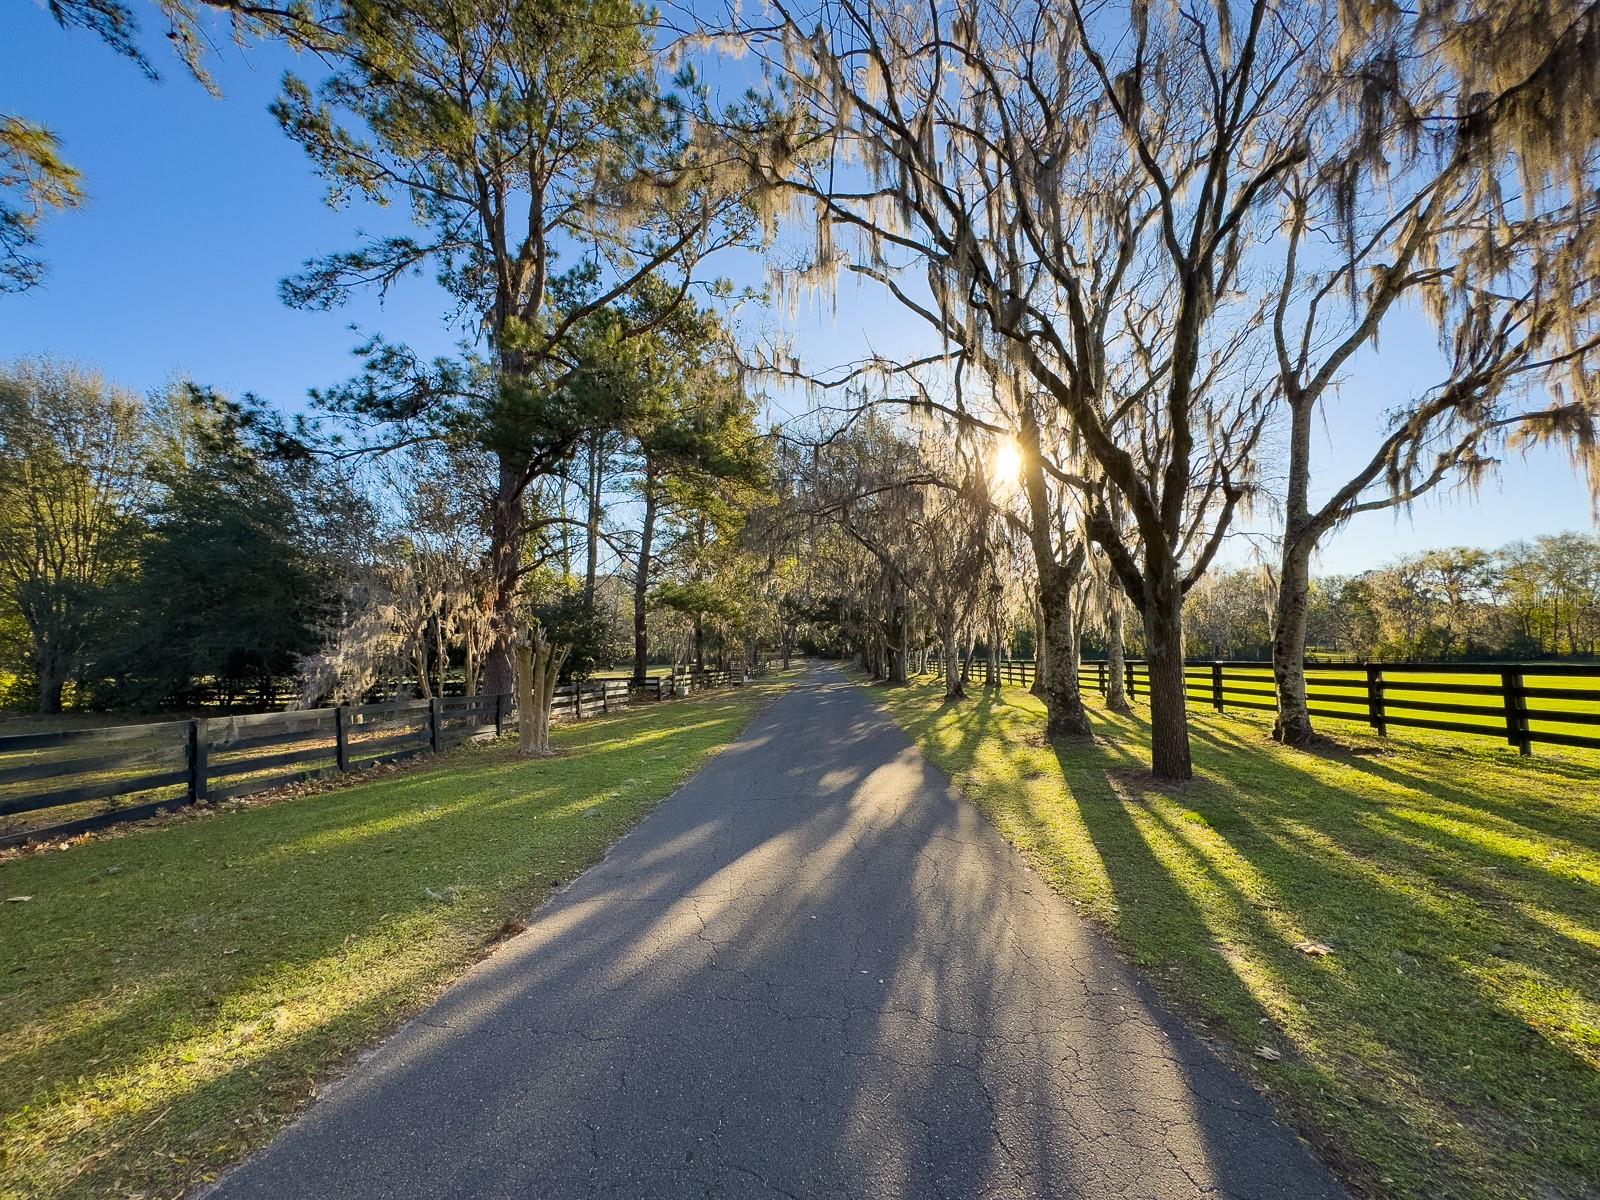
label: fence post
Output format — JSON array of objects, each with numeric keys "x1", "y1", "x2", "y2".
[
  {"x1": 1212, "y1": 662, "x2": 1224, "y2": 712},
  {"x1": 426, "y1": 697, "x2": 441, "y2": 753},
  {"x1": 335, "y1": 706, "x2": 350, "y2": 772},
  {"x1": 1365, "y1": 664, "x2": 1386, "y2": 737},
  {"x1": 601, "y1": 684, "x2": 609, "y2": 716},
  {"x1": 1126, "y1": 661, "x2": 1137, "y2": 701},
  {"x1": 1502, "y1": 669, "x2": 1532, "y2": 756},
  {"x1": 188, "y1": 718, "x2": 209, "y2": 805},
  {"x1": 494, "y1": 692, "x2": 505, "y2": 738}
]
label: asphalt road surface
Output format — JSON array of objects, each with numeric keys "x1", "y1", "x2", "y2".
[{"x1": 208, "y1": 665, "x2": 1347, "y2": 1200}]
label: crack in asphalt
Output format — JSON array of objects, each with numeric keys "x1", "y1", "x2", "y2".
[{"x1": 205, "y1": 666, "x2": 1348, "y2": 1200}]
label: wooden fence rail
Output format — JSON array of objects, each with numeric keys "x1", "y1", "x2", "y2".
[
  {"x1": 916, "y1": 656, "x2": 1600, "y2": 756},
  {"x1": 0, "y1": 666, "x2": 761, "y2": 849}
]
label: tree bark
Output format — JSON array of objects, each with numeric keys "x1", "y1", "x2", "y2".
[
  {"x1": 1105, "y1": 579, "x2": 1131, "y2": 713},
  {"x1": 631, "y1": 472, "x2": 658, "y2": 686},
  {"x1": 942, "y1": 620, "x2": 965, "y2": 699},
  {"x1": 36, "y1": 659, "x2": 65, "y2": 715},
  {"x1": 1144, "y1": 575, "x2": 1193, "y2": 779},
  {"x1": 582, "y1": 435, "x2": 602, "y2": 614},
  {"x1": 1038, "y1": 557, "x2": 1093, "y2": 737},
  {"x1": 483, "y1": 451, "x2": 526, "y2": 700},
  {"x1": 514, "y1": 623, "x2": 569, "y2": 757},
  {"x1": 887, "y1": 589, "x2": 909, "y2": 684},
  {"x1": 1273, "y1": 395, "x2": 1320, "y2": 746},
  {"x1": 1030, "y1": 599, "x2": 1046, "y2": 697},
  {"x1": 1272, "y1": 539, "x2": 1316, "y2": 745},
  {"x1": 985, "y1": 610, "x2": 1000, "y2": 690},
  {"x1": 1017, "y1": 412, "x2": 1089, "y2": 733}
]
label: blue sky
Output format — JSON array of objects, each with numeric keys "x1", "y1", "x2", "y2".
[{"x1": 3, "y1": 2, "x2": 1595, "y2": 574}]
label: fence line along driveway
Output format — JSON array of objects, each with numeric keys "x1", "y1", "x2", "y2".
[
  {"x1": 925, "y1": 657, "x2": 1600, "y2": 756},
  {"x1": 0, "y1": 668, "x2": 754, "y2": 848}
]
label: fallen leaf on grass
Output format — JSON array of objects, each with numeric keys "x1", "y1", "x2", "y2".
[
  {"x1": 1254, "y1": 1045, "x2": 1282, "y2": 1062},
  {"x1": 5, "y1": 895, "x2": 32, "y2": 902},
  {"x1": 1294, "y1": 940, "x2": 1333, "y2": 957}
]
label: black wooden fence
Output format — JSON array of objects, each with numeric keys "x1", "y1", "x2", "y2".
[
  {"x1": 917, "y1": 656, "x2": 1600, "y2": 756},
  {"x1": 0, "y1": 668, "x2": 754, "y2": 849}
]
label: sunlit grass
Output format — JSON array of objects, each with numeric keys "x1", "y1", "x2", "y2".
[
  {"x1": 0, "y1": 680, "x2": 787, "y2": 1200},
  {"x1": 863, "y1": 675, "x2": 1600, "y2": 1200}
]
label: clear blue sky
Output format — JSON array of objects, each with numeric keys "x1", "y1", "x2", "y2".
[{"x1": 3, "y1": 2, "x2": 1595, "y2": 574}]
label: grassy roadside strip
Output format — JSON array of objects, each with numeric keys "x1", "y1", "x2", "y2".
[
  {"x1": 856, "y1": 673, "x2": 1600, "y2": 1200},
  {"x1": 0, "y1": 675, "x2": 789, "y2": 1200}
]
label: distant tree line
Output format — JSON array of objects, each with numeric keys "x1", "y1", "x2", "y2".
[
  {"x1": 0, "y1": 359, "x2": 349, "y2": 711},
  {"x1": 0, "y1": 347, "x2": 783, "y2": 717},
  {"x1": 1181, "y1": 537, "x2": 1600, "y2": 662}
]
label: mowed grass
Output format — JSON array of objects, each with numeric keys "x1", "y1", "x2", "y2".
[
  {"x1": 865, "y1": 676, "x2": 1600, "y2": 1200},
  {"x1": 0, "y1": 680, "x2": 784, "y2": 1200}
]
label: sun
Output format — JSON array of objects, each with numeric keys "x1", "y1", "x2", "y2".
[{"x1": 992, "y1": 438, "x2": 1023, "y2": 482}]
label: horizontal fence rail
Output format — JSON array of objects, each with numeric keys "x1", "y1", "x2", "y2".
[
  {"x1": 0, "y1": 665, "x2": 765, "y2": 849},
  {"x1": 917, "y1": 656, "x2": 1600, "y2": 756}
]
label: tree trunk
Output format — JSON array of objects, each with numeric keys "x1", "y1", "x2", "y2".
[
  {"x1": 1272, "y1": 540, "x2": 1316, "y2": 746},
  {"x1": 1273, "y1": 394, "x2": 1319, "y2": 747},
  {"x1": 36, "y1": 659, "x2": 64, "y2": 715},
  {"x1": 583, "y1": 435, "x2": 602, "y2": 614},
  {"x1": 1016, "y1": 411, "x2": 1088, "y2": 733},
  {"x1": 985, "y1": 611, "x2": 1000, "y2": 690},
  {"x1": 1030, "y1": 599, "x2": 1046, "y2": 697},
  {"x1": 1144, "y1": 574, "x2": 1193, "y2": 780},
  {"x1": 433, "y1": 613, "x2": 448, "y2": 698},
  {"x1": 887, "y1": 589, "x2": 909, "y2": 684},
  {"x1": 483, "y1": 451, "x2": 526, "y2": 700},
  {"x1": 514, "y1": 623, "x2": 569, "y2": 757},
  {"x1": 412, "y1": 638, "x2": 433, "y2": 700},
  {"x1": 1105, "y1": 580, "x2": 1131, "y2": 714},
  {"x1": 632, "y1": 474, "x2": 658, "y2": 686},
  {"x1": 1038, "y1": 559, "x2": 1093, "y2": 737},
  {"x1": 942, "y1": 620, "x2": 964, "y2": 699}
]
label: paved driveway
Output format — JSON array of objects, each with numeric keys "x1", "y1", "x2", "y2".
[{"x1": 209, "y1": 666, "x2": 1346, "y2": 1199}]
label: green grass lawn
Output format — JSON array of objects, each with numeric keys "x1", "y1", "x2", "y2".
[
  {"x1": 0, "y1": 680, "x2": 784, "y2": 1200},
  {"x1": 864, "y1": 675, "x2": 1599, "y2": 1200}
]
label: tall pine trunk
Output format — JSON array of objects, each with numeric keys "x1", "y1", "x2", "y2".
[
  {"x1": 632, "y1": 474, "x2": 658, "y2": 686},
  {"x1": 484, "y1": 451, "x2": 525, "y2": 700},
  {"x1": 582, "y1": 436, "x2": 602, "y2": 614}
]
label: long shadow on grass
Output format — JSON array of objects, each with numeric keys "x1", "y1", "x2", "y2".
[
  {"x1": 0, "y1": 695, "x2": 766, "y2": 1197},
  {"x1": 205, "y1": 673, "x2": 1342, "y2": 1200},
  {"x1": 1090, "y1": 714, "x2": 1600, "y2": 1198}
]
